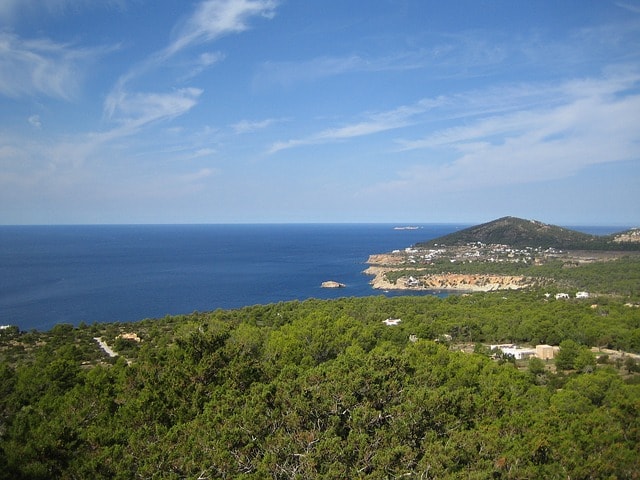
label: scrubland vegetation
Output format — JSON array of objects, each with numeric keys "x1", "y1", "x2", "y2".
[{"x1": 1, "y1": 288, "x2": 639, "y2": 479}]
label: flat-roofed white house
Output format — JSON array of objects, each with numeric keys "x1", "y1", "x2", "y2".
[
  {"x1": 383, "y1": 318, "x2": 402, "y2": 326},
  {"x1": 490, "y1": 344, "x2": 536, "y2": 360}
]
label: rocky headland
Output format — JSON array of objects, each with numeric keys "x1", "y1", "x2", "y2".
[
  {"x1": 364, "y1": 217, "x2": 640, "y2": 293},
  {"x1": 364, "y1": 259, "x2": 530, "y2": 292}
]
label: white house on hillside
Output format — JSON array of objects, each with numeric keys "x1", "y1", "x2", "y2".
[
  {"x1": 383, "y1": 318, "x2": 402, "y2": 326},
  {"x1": 490, "y1": 344, "x2": 536, "y2": 360}
]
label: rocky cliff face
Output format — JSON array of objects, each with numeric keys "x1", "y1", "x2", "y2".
[
  {"x1": 416, "y1": 273, "x2": 530, "y2": 291},
  {"x1": 363, "y1": 266, "x2": 530, "y2": 292}
]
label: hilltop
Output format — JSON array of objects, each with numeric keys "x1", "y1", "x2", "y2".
[{"x1": 416, "y1": 216, "x2": 640, "y2": 250}]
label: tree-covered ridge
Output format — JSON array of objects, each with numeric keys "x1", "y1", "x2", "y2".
[
  {"x1": 416, "y1": 216, "x2": 640, "y2": 250},
  {"x1": 1, "y1": 293, "x2": 639, "y2": 478}
]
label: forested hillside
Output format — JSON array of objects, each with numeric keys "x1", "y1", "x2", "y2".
[
  {"x1": 417, "y1": 216, "x2": 640, "y2": 250},
  {"x1": 1, "y1": 292, "x2": 639, "y2": 478}
]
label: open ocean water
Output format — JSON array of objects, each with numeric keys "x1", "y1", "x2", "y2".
[
  {"x1": 0, "y1": 224, "x2": 464, "y2": 331},
  {"x1": 0, "y1": 223, "x2": 627, "y2": 331}
]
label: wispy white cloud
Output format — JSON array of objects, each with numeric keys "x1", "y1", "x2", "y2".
[
  {"x1": 177, "y1": 167, "x2": 217, "y2": 184},
  {"x1": 104, "y1": 87, "x2": 203, "y2": 129},
  {"x1": 179, "y1": 51, "x2": 226, "y2": 81},
  {"x1": 105, "y1": 0, "x2": 279, "y2": 131},
  {"x1": 192, "y1": 148, "x2": 217, "y2": 158},
  {"x1": 0, "y1": 33, "x2": 109, "y2": 99},
  {"x1": 616, "y1": 2, "x2": 640, "y2": 14},
  {"x1": 268, "y1": 98, "x2": 444, "y2": 154},
  {"x1": 0, "y1": 130, "x2": 92, "y2": 193},
  {"x1": 371, "y1": 71, "x2": 640, "y2": 195},
  {"x1": 110, "y1": 0, "x2": 277, "y2": 89},
  {"x1": 254, "y1": 51, "x2": 438, "y2": 89},
  {"x1": 257, "y1": 55, "x2": 374, "y2": 88},
  {"x1": 268, "y1": 121, "x2": 400, "y2": 154},
  {"x1": 0, "y1": 0, "x2": 128, "y2": 20},
  {"x1": 0, "y1": 86, "x2": 203, "y2": 197},
  {"x1": 253, "y1": 33, "x2": 519, "y2": 90},
  {"x1": 96, "y1": 166, "x2": 220, "y2": 205},
  {"x1": 0, "y1": 124, "x2": 219, "y2": 208},
  {"x1": 256, "y1": 15, "x2": 640, "y2": 92},
  {"x1": 164, "y1": 0, "x2": 278, "y2": 58},
  {"x1": 27, "y1": 114, "x2": 41, "y2": 128},
  {"x1": 397, "y1": 69, "x2": 640, "y2": 151},
  {"x1": 231, "y1": 117, "x2": 280, "y2": 134},
  {"x1": 267, "y1": 122, "x2": 399, "y2": 154}
]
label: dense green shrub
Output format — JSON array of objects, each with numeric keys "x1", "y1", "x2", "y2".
[{"x1": 0, "y1": 294, "x2": 639, "y2": 478}]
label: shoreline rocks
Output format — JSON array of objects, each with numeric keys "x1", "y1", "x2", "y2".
[
  {"x1": 363, "y1": 266, "x2": 530, "y2": 292},
  {"x1": 321, "y1": 280, "x2": 346, "y2": 288}
]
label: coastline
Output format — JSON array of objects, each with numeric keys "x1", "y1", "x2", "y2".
[
  {"x1": 364, "y1": 266, "x2": 530, "y2": 292},
  {"x1": 364, "y1": 253, "x2": 531, "y2": 293}
]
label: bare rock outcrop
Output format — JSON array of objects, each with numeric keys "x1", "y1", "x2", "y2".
[{"x1": 363, "y1": 267, "x2": 530, "y2": 292}]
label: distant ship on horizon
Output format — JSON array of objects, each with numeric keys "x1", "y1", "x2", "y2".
[{"x1": 393, "y1": 226, "x2": 420, "y2": 230}]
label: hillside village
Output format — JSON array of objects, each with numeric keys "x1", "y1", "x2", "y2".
[
  {"x1": 385, "y1": 240, "x2": 631, "y2": 268},
  {"x1": 366, "y1": 229, "x2": 639, "y2": 292}
]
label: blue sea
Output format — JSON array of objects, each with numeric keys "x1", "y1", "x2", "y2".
[
  {"x1": 0, "y1": 224, "x2": 463, "y2": 331},
  {"x1": 0, "y1": 223, "x2": 627, "y2": 331}
]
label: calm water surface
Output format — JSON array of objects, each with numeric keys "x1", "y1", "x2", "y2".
[
  {"x1": 0, "y1": 224, "x2": 460, "y2": 330},
  {"x1": 0, "y1": 223, "x2": 627, "y2": 330}
]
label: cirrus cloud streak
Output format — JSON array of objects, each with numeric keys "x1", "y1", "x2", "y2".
[
  {"x1": 0, "y1": 32, "x2": 111, "y2": 100},
  {"x1": 375, "y1": 71, "x2": 640, "y2": 195}
]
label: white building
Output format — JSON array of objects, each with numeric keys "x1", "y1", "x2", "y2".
[
  {"x1": 383, "y1": 318, "x2": 402, "y2": 326},
  {"x1": 490, "y1": 344, "x2": 536, "y2": 360},
  {"x1": 405, "y1": 276, "x2": 420, "y2": 287}
]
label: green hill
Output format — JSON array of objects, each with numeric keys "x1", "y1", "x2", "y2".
[{"x1": 417, "y1": 216, "x2": 639, "y2": 250}]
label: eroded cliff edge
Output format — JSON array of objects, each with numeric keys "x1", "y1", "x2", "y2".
[{"x1": 364, "y1": 253, "x2": 531, "y2": 292}]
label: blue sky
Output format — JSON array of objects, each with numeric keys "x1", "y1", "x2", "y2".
[{"x1": 1, "y1": 0, "x2": 639, "y2": 225}]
